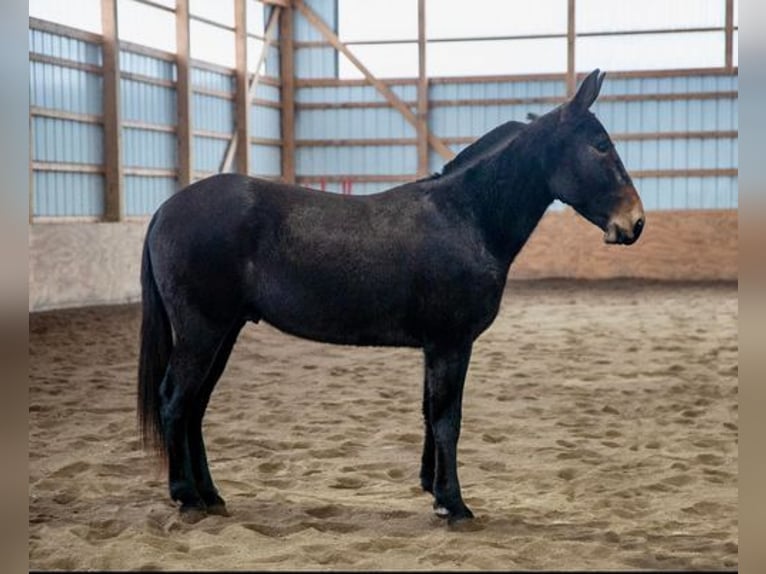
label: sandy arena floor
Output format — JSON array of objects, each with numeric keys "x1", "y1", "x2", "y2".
[{"x1": 29, "y1": 280, "x2": 738, "y2": 571}]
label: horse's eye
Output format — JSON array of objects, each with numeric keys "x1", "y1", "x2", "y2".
[{"x1": 594, "y1": 140, "x2": 611, "y2": 153}]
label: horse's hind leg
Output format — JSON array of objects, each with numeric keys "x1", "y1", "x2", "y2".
[
  {"x1": 159, "y1": 324, "x2": 230, "y2": 519},
  {"x1": 187, "y1": 319, "x2": 245, "y2": 516}
]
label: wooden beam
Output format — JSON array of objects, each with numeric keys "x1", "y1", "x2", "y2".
[
  {"x1": 232, "y1": 0, "x2": 250, "y2": 174},
  {"x1": 567, "y1": 0, "x2": 576, "y2": 97},
  {"x1": 100, "y1": 0, "x2": 124, "y2": 221},
  {"x1": 176, "y1": 0, "x2": 192, "y2": 188},
  {"x1": 280, "y1": 2, "x2": 296, "y2": 184},
  {"x1": 294, "y1": 0, "x2": 454, "y2": 161},
  {"x1": 725, "y1": 0, "x2": 734, "y2": 70},
  {"x1": 220, "y1": 7, "x2": 282, "y2": 173},
  {"x1": 417, "y1": 0, "x2": 429, "y2": 177}
]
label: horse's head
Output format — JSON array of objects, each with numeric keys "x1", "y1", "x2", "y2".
[{"x1": 544, "y1": 69, "x2": 645, "y2": 245}]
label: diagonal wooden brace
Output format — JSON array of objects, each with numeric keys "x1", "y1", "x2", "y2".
[{"x1": 293, "y1": 0, "x2": 455, "y2": 161}]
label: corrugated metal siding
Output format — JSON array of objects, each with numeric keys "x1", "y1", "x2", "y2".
[
  {"x1": 123, "y1": 128, "x2": 177, "y2": 169},
  {"x1": 30, "y1": 62, "x2": 103, "y2": 114},
  {"x1": 121, "y1": 79, "x2": 177, "y2": 125},
  {"x1": 192, "y1": 93, "x2": 234, "y2": 133},
  {"x1": 120, "y1": 50, "x2": 176, "y2": 81},
  {"x1": 191, "y1": 67, "x2": 234, "y2": 92},
  {"x1": 194, "y1": 136, "x2": 229, "y2": 173},
  {"x1": 294, "y1": 0, "x2": 337, "y2": 78},
  {"x1": 297, "y1": 145, "x2": 417, "y2": 175},
  {"x1": 636, "y1": 176, "x2": 738, "y2": 210},
  {"x1": 33, "y1": 171, "x2": 105, "y2": 217},
  {"x1": 296, "y1": 84, "x2": 416, "y2": 103},
  {"x1": 125, "y1": 176, "x2": 175, "y2": 216},
  {"x1": 250, "y1": 144, "x2": 281, "y2": 177},
  {"x1": 32, "y1": 117, "x2": 104, "y2": 165},
  {"x1": 29, "y1": 28, "x2": 102, "y2": 65},
  {"x1": 250, "y1": 105, "x2": 281, "y2": 139},
  {"x1": 297, "y1": 107, "x2": 417, "y2": 139}
]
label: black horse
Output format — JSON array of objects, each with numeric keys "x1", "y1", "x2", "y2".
[{"x1": 138, "y1": 70, "x2": 644, "y2": 524}]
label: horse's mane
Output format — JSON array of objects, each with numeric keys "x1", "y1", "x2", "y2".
[{"x1": 422, "y1": 119, "x2": 529, "y2": 182}]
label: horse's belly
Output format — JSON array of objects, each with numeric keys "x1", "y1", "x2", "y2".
[{"x1": 252, "y1": 272, "x2": 421, "y2": 347}]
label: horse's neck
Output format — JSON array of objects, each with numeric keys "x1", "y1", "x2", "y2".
[{"x1": 438, "y1": 138, "x2": 554, "y2": 267}]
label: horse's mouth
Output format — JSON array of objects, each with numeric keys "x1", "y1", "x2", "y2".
[{"x1": 604, "y1": 217, "x2": 644, "y2": 245}]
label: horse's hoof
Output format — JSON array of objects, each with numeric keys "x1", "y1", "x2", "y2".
[
  {"x1": 447, "y1": 507, "x2": 475, "y2": 526},
  {"x1": 432, "y1": 502, "x2": 449, "y2": 518},
  {"x1": 179, "y1": 505, "x2": 207, "y2": 524},
  {"x1": 206, "y1": 503, "x2": 229, "y2": 517}
]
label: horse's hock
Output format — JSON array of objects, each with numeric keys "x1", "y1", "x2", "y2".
[{"x1": 29, "y1": 209, "x2": 737, "y2": 312}]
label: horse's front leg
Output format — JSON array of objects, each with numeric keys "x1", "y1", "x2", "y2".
[
  {"x1": 424, "y1": 341, "x2": 474, "y2": 523},
  {"x1": 419, "y1": 369, "x2": 435, "y2": 495}
]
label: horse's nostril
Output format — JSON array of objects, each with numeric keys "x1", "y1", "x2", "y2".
[{"x1": 633, "y1": 217, "x2": 644, "y2": 240}]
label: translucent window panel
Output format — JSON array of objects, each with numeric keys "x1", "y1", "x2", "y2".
[
  {"x1": 338, "y1": 43, "x2": 419, "y2": 79},
  {"x1": 247, "y1": 0, "x2": 267, "y2": 36},
  {"x1": 428, "y1": 38, "x2": 566, "y2": 77},
  {"x1": 190, "y1": 0, "x2": 235, "y2": 28},
  {"x1": 247, "y1": 37, "x2": 268, "y2": 74},
  {"x1": 190, "y1": 19, "x2": 235, "y2": 68},
  {"x1": 577, "y1": 0, "x2": 725, "y2": 33},
  {"x1": 118, "y1": 0, "x2": 176, "y2": 53},
  {"x1": 339, "y1": 0, "x2": 417, "y2": 42},
  {"x1": 428, "y1": 0, "x2": 567, "y2": 39},
  {"x1": 733, "y1": 29, "x2": 738, "y2": 66},
  {"x1": 577, "y1": 31, "x2": 725, "y2": 71},
  {"x1": 29, "y1": 0, "x2": 102, "y2": 34}
]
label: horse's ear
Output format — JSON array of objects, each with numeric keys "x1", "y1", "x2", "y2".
[{"x1": 563, "y1": 69, "x2": 605, "y2": 120}]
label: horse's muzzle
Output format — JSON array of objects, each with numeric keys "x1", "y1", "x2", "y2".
[{"x1": 604, "y1": 187, "x2": 645, "y2": 245}]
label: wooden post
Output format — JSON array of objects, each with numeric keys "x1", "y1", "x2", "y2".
[
  {"x1": 221, "y1": 6, "x2": 280, "y2": 174},
  {"x1": 175, "y1": 0, "x2": 192, "y2": 188},
  {"x1": 294, "y1": 0, "x2": 454, "y2": 161},
  {"x1": 101, "y1": 0, "x2": 124, "y2": 221},
  {"x1": 725, "y1": 0, "x2": 734, "y2": 70},
  {"x1": 280, "y1": 3, "x2": 296, "y2": 184},
  {"x1": 232, "y1": 0, "x2": 250, "y2": 174},
  {"x1": 566, "y1": 0, "x2": 576, "y2": 97},
  {"x1": 417, "y1": 0, "x2": 429, "y2": 177}
]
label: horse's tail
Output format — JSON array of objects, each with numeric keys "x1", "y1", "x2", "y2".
[{"x1": 137, "y1": 221, "x2": 172, "y2": 463}]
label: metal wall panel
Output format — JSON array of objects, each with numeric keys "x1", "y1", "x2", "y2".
[
  {"x1": 250, "y1": 104, "x2": 281, "y2": 139},
  {"x1": 297, "y1": 145, "x2": 417, "y2": 175},
  {"x1": 254, "y1": 83, "x2": 281, "y2": 102},
  {"x1": 29, "y1": 28, "x2": 102, "y2": 65},
  {"x1": 294, "y1": 0, "x2": 336, "y2": 42},
  {"x1": 297, "y1": 107, "x2": 417, "y2": 139},
  {"x1": 635, "y1": 176, "x2": 737, "y2": 211},
  {"x1": 430, "y1": 80, "x2": 566, "y2": 100},
  {"x1": 121, "y1": 79, "x2": 177, "y2": 125},
  {"x1": 193, "y1": 136, "x2": 229, "y2": 173},
  {"x1": 125, "y1": 175, "x2": 176, "y2": 216},
  {"x1": 294, "y1": 0, "x2": 337, "y2": 77},
  {"x1": 33, "y1": 171, "x2": 105, "y2": 217},
  {"x1": 191, "y1": 67, "x2": 234, "y2": 92},
  {"x1": 32, "y1": 117, "x2": 104, "y2": 165},
  {"x1": 122, "y1": 128, "x2": 177, "y2": 169},
  {"x1": 120, "y1": 50, "x2": 176, "y2": 81},
  {"x1": 30, "y1": 62, "x2": 103, "y2": 114},
  {"x1": 430, "y1": 102, "x2": 553, "y2": 138},
  {"x1": 192, "y1": 93, "x2": 234, "y2": 133},
  {"x1": 250, "y1": 144, "x2": 282, "y2": 176},
  {"x1": 295, "y1": 47, "x2": 337, "y2": 79},
  {"x1": 310, "y1": 181, "x2": 409, "y2": 195},
  {"x1": 296, "y1": 84, "x2": 416, "y2": 103}
]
